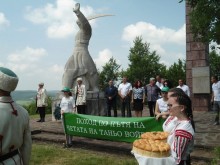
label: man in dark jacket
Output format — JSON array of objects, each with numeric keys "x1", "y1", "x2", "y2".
[{"x1": 105, "y1": 80, "x2": 118, "y2": 117}]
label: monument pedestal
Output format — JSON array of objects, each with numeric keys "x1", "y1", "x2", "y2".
[
  {"x1": 51, "y1": 91, "x2": 107, "y2": 121},
  {"x1": 86, "y1": 91, "x2": 106, "y2": 116}
]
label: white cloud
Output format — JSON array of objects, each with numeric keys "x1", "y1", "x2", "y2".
[
  {"x1": 122, "y1": 22, "x2": 186, "y2": 66},
  {"x1": 25, "y1": 0, "x2": 96, "y2": 38},
  {"x1": 94, "y1": 49, "x2": 113, "y2": 70},
  {"x1": 0, "y1": 12, "x2": 10, "y2": 27},
  {"x1": 3, "y1": 46, "x2": 64, "y2": 90},
  {"x1": 122, "y1": 22, "x2": 185, "y2": 45},
  {"x1": 7, "y1": 47, "x2": 47, "y2": 64},
  {"x1": 6, "y1": 47, "x2": 47, "y2": 73}
]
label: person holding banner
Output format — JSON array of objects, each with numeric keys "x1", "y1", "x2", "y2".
[
  {"x1": 60, "y1": 87, "x2": 76, "y2": 148},
  {"x1": 131, "y1": 80, "x2": 145, "y2": 117},
  {"x1": 118, "y1": 76, "x2": 132, "y2": 117}
]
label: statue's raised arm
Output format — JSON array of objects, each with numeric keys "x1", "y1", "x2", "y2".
[{"x1": 73, "y1": 3, "x2": 90, "y2": 34}]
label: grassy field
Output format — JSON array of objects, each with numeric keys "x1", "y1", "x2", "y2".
[{"x1": 31, "y1": 142, "x2": 138, "y2": 165}]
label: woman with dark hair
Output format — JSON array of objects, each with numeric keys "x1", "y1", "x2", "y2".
[
  {"x1": 131, "y1": 80, "x2": 145, "y2": 117},
  {"x1": 166, "y1": 90, "x2": 194, "y2": 165},
  {"x1": 163, "y1": 79, "x2": 173, "y2": 88}
]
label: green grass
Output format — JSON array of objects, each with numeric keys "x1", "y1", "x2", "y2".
[{"x1": 30, "y1": 142, "x2": 138, "y2": 165}]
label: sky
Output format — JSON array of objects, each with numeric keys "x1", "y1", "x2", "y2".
[{"x1": 0, "y1": 0, "x2": 186, "y2": 90}]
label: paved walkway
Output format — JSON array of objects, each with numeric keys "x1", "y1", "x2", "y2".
[{"x1": 30, "y1": 109, "x2": 220, "y2": 163}]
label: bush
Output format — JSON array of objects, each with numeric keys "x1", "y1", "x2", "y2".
[
  {"x1": 212, "y1": 147, "x2": 220, "y2": 165},
  {"x1": 22, "y1": 96, "x2": 52, "y2": 115}
]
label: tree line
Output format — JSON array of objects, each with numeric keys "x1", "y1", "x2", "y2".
[{"x1": 98, "y1": 36, "x2": 220, "y2": 91}]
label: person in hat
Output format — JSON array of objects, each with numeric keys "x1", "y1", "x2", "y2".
[
  {"x1": 36, "y1": 82, "x2": 48, "y2": 122},
  {"x1": 0, "y1": 67, "x2": 32, "y2": 164},
  {"x1": 60, "y1": 87, "x2": 75, "y2": 148},
  {"x1": 74, "y1": 77, "x2": 86, "y2": 114},
  {"x1": 155, "y1": 86, "x2": 170, "y2": 120}
]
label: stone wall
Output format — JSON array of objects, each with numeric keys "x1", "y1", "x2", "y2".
[{"x1": 185, "y1": 2, "x2": 211, "y2": 111}]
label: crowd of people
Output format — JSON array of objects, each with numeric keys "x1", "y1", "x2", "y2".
[{"x1": 104, "y1": 75, "x2": 190, "y2": 118}]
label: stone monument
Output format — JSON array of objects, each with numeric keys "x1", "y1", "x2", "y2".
[
  {"x1": 55, "y1": 3, "x2": 112, "y2": 118},
  {"x1": 185, "y1": 2, "x2": 211, "y2": 111}
]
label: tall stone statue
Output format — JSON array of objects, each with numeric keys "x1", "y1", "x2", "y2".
[{"x1": 62, "y1": 3, "x2": 99, "y2": 91}]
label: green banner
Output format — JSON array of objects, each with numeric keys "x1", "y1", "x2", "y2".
[{"x1": 63, "y1": 113, "x2": 165, "y2": 143}]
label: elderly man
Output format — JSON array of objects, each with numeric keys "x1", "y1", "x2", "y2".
[
  {"x1": 0, "y1": 67, "x2": 32, "y2": 164},
  {"x1": 145, "y1": 77, "x2": 161, "y2": 117},
  {"x1": 36, "y1": 82, "x2": 48, "y2": 122},
  {"x1": 74, "y1": 77, "x2": 87, "y2": 114}
]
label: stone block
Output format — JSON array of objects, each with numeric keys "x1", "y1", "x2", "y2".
[
  {"x1": 191, "y1": 42, "x2": 206, "y2": 51},
  {"x1": 192, "y1": 67, "x2": 210, "y2": 93},
  {"x1": 186, "y1": 60, "x2": 192, "y2": 69},
  {"x1": 186, "y1": 69, "x2": 192, "y2": 79},
  {"x1": 186, "y1": 43, "x2": 191, "y2": 51},
  {"x1": 192, "y1": 60, "x2": 208, "y2": 67},
  {"x1": 193, "y1": 106, "x2": 209, "y2": 111}
]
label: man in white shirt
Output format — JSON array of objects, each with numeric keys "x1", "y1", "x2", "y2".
[
  {"x1": 177, "y1": 79, "x2": 190, "y2": 97},
  {"x1": 156, "y1": 75, "x2": 164, "y2": 89},
  {"x1": 118, "y1": 77, "x2": 132, "y2": 117},
  {"x1": 211, "y1": 76, "x2": 220, "y2": 125}
]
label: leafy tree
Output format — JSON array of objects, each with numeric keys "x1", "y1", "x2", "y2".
[
  {"x1": 209, "y1": 50, "x2": 220, "y2": 77},
  {"x1": 180, "y1": 0, "x2": 220, "y2": 45},
  {"x1": 125, "y1": 36, "x2": 166, "y2": 85},
  {"x1": 99, "y1": 57, "x2": 121, "y2": 91},
  {"x1": 166, "y1": 59, "x2": 186, "y2": 87}
]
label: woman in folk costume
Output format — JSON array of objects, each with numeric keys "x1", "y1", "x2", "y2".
[
  {"x1": 166, "y1": 91, "x2": 194, "y2": 165},
  {"x1": 0, "y1": 67, "x2": 32, "y2": 165}
]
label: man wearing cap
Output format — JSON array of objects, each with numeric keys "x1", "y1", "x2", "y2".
[
  {"x1": 60, "y1": 87, "x2": 75, "y2": 147},
  {"x1": 74, "y1": 77, "x2": 86, "y2": 114},
  {"x1": 0, "y1": 67, "x2": 32, "y2": 164},
  {"x1": 36, "y1": 82, "x2": 48, "y2": 122}
]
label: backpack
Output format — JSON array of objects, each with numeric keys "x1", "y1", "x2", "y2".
[{"x1": 54, "y1": 104, "x2": 61, "y2": 120}]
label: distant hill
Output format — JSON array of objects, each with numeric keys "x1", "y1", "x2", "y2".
[{"x1": 11, "y1": 90, "x2": 59, "y2": 102}]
